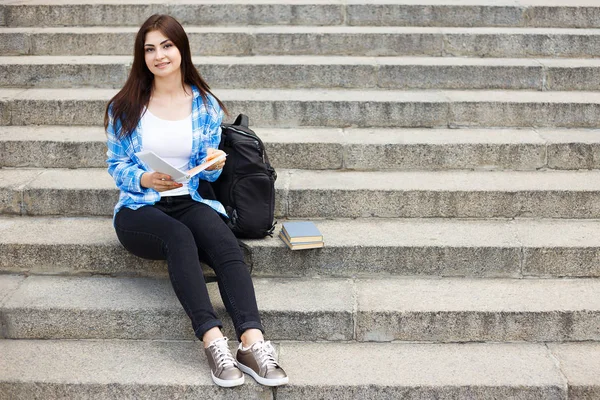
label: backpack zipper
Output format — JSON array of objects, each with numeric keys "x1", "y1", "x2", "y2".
[
  {"x1": 224, "y1": 126, "x2": 258, "y2": 140},
  {"x1": 225, "y1": 126, "x2": 268, "y2": 164}
]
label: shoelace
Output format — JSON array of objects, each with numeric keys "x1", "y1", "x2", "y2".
[
  {"x1": 210, "y1": 338, "x2": 237, "y2": 369},
  {"x1": 254, "y1": 341, "x2": 278, "y2": 370}
]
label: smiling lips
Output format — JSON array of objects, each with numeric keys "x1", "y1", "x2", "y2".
[{"x1": 155, "y1": 62, "x2": 170, "y2": 68}]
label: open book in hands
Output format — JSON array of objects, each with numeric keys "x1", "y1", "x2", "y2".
[{"x1": 135, "y1": 150, "x2": 226, "y2": 183}]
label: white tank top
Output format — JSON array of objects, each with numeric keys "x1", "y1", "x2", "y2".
[{"x1": 140, "y1": 109, "x2": 193, "y2": 197}]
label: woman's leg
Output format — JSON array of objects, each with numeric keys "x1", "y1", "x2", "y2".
[
  {"x1": 114, "y1": 205, "x2": 223, "y2": 340},
  {"x1": 172, "y1": 199, "x2": 288, "y2": 387},
  {"x1": 174, "y1": 201, "x2": 264, "y2": 341}
]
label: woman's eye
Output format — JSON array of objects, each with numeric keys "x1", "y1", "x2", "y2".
[
  {"x1": 164, "y1": 44, "x2": 172, "y2": 49},
  {"x1": 145, "y1": 48, "x2": 154, "y2": 53}
]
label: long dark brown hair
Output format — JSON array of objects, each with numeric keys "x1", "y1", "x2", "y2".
[{"x1": 104, "y1": 14, "x2": 228, "y2": 138}]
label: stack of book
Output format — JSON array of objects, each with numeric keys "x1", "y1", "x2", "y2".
[{"x1": 279, "y1": 221, "x2": 324, "y2": 250}]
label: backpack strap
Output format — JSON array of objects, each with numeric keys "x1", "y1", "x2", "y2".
[
  {"x1": 229, "y1": 113, "x2": 275, "y2": 177},
  {"x1": 233, "y1": 114, "x2": 249, "y2": 128}
]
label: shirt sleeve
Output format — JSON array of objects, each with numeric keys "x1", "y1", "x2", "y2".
[
  {"x1": 105, "y1": 111, "x2": 148, "y2": 194},
  {"x1": 198, "y1": 99, "x2": 225, "y2": 182}
]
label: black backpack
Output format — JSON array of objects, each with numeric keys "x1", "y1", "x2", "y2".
[{"x1": 211, "y1": 114, "x2": 277, "y2": 238}]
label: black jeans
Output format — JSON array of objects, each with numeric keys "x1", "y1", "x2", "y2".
[{"x1": 114, "y1": 195, "x2": 264, "y2": 341}]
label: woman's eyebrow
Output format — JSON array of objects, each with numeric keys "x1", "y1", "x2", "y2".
[{"x1": 144, "y1": 39, "x2": 170, "y2": 47}]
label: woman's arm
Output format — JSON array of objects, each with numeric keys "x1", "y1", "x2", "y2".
[
  {"x1": 105, "y1": 114, "x2": 148, "y2": 194},
  {"x1": 197, "y1": 100, "x2": 225, "y2": 182}
]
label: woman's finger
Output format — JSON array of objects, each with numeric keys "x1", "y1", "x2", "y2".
[{"x1": 153, "y1": 178, "x2": 180, "y2": 191}]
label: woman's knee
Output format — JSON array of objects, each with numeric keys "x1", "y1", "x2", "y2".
[
  {"x1": 115, "y1": 227, "x2": 167, "y2": 260},
  {"x1": 166, "y1": 225, "x2": 198, "y2": 252},
  {"x1": 115, "y1": 206, "x2": 197, "y2": 259}
]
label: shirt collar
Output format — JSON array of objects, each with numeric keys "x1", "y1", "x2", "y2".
[{"x1": 191, "y1": 85, "x2": 200, "y2": 100}]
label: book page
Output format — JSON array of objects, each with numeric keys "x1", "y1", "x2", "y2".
[
  {"x1": 135, "y1": 150, "x2": 187, "y2": 181},
  {"x1": 186, "y1": 153, "x2": 226, "y2": 178},
  {"x1": 135, "y1": 151, "x2": 227, "y2": 183}
]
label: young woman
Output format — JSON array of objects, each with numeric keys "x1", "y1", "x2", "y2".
[{"x1": 104, "y1": 14, "x2": 287, "y2": 388}]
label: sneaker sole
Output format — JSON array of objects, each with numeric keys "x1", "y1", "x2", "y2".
[
  {"x1": 211, "y1": 371, "x2": 245, "y2": 388},
  {"x1": 237, "y1": 362, "x2": 289, "y2": 387}
]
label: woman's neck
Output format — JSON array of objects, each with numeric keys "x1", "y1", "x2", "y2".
[
  {"x1": 151, "y1": 71, "x2": 187, "y2": 99},
  {"x1": 147, "y1": 72, "x2": 193, "y2": 120}
]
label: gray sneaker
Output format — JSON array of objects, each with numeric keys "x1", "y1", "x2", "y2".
[
  {"x1": 204, "y1": 337, "x2": 244, "y2": 387},
  {"x1": 236, "y1": 341, "x2": 289, "y2": 386}
]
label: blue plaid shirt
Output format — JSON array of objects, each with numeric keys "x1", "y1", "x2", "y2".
[{"x1": 106, "y1": 86, "x2": 226, "y2": 222}]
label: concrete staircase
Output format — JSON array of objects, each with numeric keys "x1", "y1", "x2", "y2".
[{"x1": 1, "y1": 1, "x2": 600, "y2": 398}]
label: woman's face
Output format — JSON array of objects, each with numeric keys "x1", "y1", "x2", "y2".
[{"x1": 143, "y1": 30, "x2": 182, "y2": 78}]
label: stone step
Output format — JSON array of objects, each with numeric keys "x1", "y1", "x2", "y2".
[
  {"x1": 4, "y1": 26, "x2": 600, "y2": 58},
  {"x1": 0, "y1": 274, "x2": 354, "y2": 341},
  {"x1": 3, "y1": 88, "x2": 600, "y2": 128},
  {"x1": 3, "y1": 0, "x2": 600, "y2": 29},
  {"x1": 277, "y1": 169, "x2": 600, "y2": 218},
  {"x1": 5, "y1": 56, "x2": 600, "y2": 91},
  {"x1": 3, "y1": 167, "x2": 600, "y2": 218},
  {"x1": 3, "y1": 125, "x2": 600, "y2": 171},
  {"x1": 1, "y1": 216, "x2": 599, "y2": 278},
  {"x1": 2, "y1": 274, "x2": 600, "y2": 342},
  {"x1": 3, "y1": 339, "x2": 594, "y2": 399}
]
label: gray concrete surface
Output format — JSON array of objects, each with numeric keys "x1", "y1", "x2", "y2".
[
  {"x1": 4, "y1": 216, "x2": 600, "y2": 278},
  {"x1": 0, "y1": 55, "x2": 560, "y2": 90},
  {"x1": 284, "y1": 169, "x2": 600, "y2": 218},
  {"x1": 6, "y1": 339, "x2": 595, "y2": 399},
  {"x1": 0, "y1": 169, "x2": 43, "y2": 214},
  {"x1": 5, "y1": 88, "x2": 600, "y2": 128},
  {"x1": 549, "y1": 343, "x2": 600, "y2": 400},
  {"x1": 4, "y1": 26, "x2": 600, "y2": 57},
  {"x1": 3, "y1": 1, "x2": 600, "y2": 28},
  {"x1": 0, "y1": 338, "x2": 271, "y2": 399},
  {"x1": 356, "y1": 277, "x2": 600, "y2": 342},
  {"x1": 0, "y1": 125, "x2": 107, "y2": 168},
  {"x1": 6, "y1": 55, "x2": 600, "y2": 91},
  {"x1": 278, "y1": 341, "x2": 567, "y2": 399},
  {"x1": 6, "y1": 167, "x2": 600, "y2": 218},
  {"x1": 4, "y1": 126, "x2": 600, "y2": 170},
  {"x1": 0, "y1": 275, "x2": 354, "y2": 341},
  {"x1": 2, "y1": 274, "x2": 599, "y2": 343},
  {"x1": 3, "y1": 2, "x2": 600, "y2": 397}
]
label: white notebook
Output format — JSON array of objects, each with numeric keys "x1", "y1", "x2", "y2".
[{"x1": 135, "y1": 150, "x2": 226, "y2": 183}]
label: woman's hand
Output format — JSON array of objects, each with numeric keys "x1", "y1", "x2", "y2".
[
  {"x1": 205, "y1": 148, "x2": 226, "y2": 171},
  {"x1": 141, "y1": 172, "x2": 183, "y2": 192}
]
